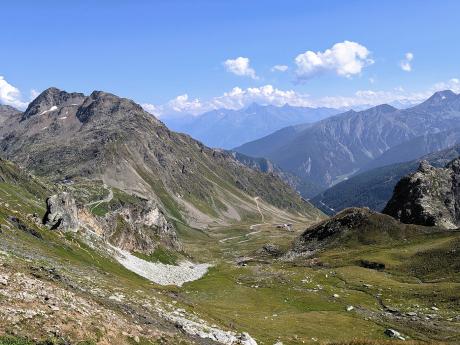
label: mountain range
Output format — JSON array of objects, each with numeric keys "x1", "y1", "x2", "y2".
[
  {"x1": 235, "y1": 90, "x2": 460, "y2": 196},
  {"x1": 0, "y1": 87, "x2": 322, "y2": 230},
  {"x1": 311, "y1": 144, "x2": 460, "y2": 214},
  {"x1": 161, "y1": 103, "x2": 339, "y2": 149}
]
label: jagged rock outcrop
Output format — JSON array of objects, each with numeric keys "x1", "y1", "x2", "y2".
[
  {"x1": 42, "y1": 189, "x2": 180, "y2": 253},
  {"x1": 103, "y1": 201, "x2": 182, "y2": 253},
  {"x1": 21, "y1": 87, "x2": 85, "y2": 120},
  {"x1": 383, "y1": 158, "x2": 460, "y2": 229},
  {"x1": 43, "y1": 192, "x2": 80, "y2": 231}
]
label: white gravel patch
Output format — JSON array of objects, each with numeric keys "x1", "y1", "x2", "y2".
[
  {"x1": 112, "y1": 247, "x2": 210, "y2": 286},
  {"x1": 160, "y1": 308, "x2": 258, "y2": 345}
]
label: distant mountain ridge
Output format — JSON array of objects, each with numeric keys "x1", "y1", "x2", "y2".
[
  {"x1": 0, "y1": 104, "x2": 21, "y2": 125},
  {"x1": 361, "y1": 126, "x2": 460, "y2": 171},
  {"x1": 311, "y1": 144, "x2": 460, "y2": 215},
  {"x1": 162, "y1": 103, "x2": 339, "y2": 149},
  {"x1": 229, "y1": 150, "x2": 324, "y2": 198},
  {"x1": 236, "y1": 90, "x2": 460, "y2": 195}
]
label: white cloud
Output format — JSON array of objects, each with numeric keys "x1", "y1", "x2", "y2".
[
  {"x1": 143, "y1": 78, "x2": 460, "y2": 117},
  {"x1": 271, "y1": 65, "x2": 289, "y2": 72},
  {"x1": 144, "y1": 85, "x2": 304, "y2": 116},
  {"x1": 223, "y1": 57, "x2": 258, "y2": 79},
  {"x1": 0, "y1": 76, "x2": 29, "y2": 109},
  {"x1": 30, "y1": 89, "x2": 40, "y2": 99},
  {"x1": 167, "y1": 94, "x2": 204, "y2": 113},
  {"x1": 294, "y1": 41, "x2": 373, "y2": 81},
  {"x1": 400, "y1": 52, "x2": 414, "y2": 72},
  {"x1": 431, "y1": 78, "x2": 460, "y2": 93},
  {"x1": 141, "y1": 103, "x2": 162, "y2": 117}
]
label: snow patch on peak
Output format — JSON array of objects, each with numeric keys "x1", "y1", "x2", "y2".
[{"x1": 40, "y1": 105, "x2": 58, "y2": 115}]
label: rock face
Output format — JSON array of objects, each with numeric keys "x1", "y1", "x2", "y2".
[
  {"x1": 104, "y1": 201, "x2": 182, "y2": 253},
  {"x1": 43, "y1": 192, "x2": 80, "y2": 231},
  {"x1": 43, "y1": 191, "x2": 181, "y2": 253},
  {"x1": 383, "y1": 158, "x2": 460, "y2": 229}
]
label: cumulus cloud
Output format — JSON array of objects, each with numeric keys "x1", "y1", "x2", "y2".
[
  {"x1": 143, "y1": 78, "x2": 460, "y2": 117},
  {"x1": 223, "y1": 57, "x2": 258, "y2": 79},
  {"x1": 271, "y1": 65, "x2": 289, "y2": 72},
  {"x1": 294, "y1": 41, "x2": 373, "y2": 81},
  {"x1": 166, "y1": 94, "x2": 204, "y2": 113},
  {"x1": 431, "y1": 78, "x2": 460, "y2": 93},
  {"x1": 400, "y1": 52, "x2": 414, "y2": 72},
  {"x1": 0, "y1": 76, "x2": 29, "y2": 109}
]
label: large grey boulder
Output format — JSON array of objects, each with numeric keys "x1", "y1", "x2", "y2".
[
  {"x1": 43, "y1": 192, "x2": 80, "y2": 231},
  {"x1": 383, "y1": 158, "x2": 460, "y2": 229}
]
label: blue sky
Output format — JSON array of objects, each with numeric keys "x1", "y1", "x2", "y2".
[{"x1": 1, "y1": 0, "x2": 460, "y2": 114}]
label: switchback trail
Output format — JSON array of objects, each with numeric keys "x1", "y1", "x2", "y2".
[{"x1": 85, "y1": 184, "x2": 114, "y2": 212}]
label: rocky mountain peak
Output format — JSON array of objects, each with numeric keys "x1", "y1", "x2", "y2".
[
  {"x1": 22, "y1": 87, "x2": 85, "y2": 120},
  {"x1": 383, "y1": 157, "x2": 460, "y2": 229},
  {"x1": 418, "y1": 90, "x2": 458, "y2": 109},
  {"x1": 371, "y1": 103, "x2": 397, "y2": 114},
  {"x1": 76, "y1": 90, "x2": 156, "y2": 124},
  {"x1": 417, "y1": 159, "x2": 435, "y2": 173}
]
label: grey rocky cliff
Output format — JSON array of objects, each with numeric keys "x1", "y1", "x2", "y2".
[
  {"x1": 43, "y1": 190, "x2": 181, "y2": 253},
  {"x1": 43, "y1": 192, "x2": 80, "y2": 231},
  {"x1": 103, "y1": 201, "x2": 182, "y2": 253},
  {"x1": 383, "y1": 158, "x2": 460, "y2": 229},
  {"x1": 22, "y1": 87, "x2": 85, "y2": 120}
]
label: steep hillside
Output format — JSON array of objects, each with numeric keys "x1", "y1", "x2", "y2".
[
  {"x1": 311, "y1": 145, "x2": 460, "y2": 215},
  {"x1": 162, "y1": 103, "x2": 338, "y2": 149},
  {"x1": 0, "y1": 88, "x2": 323, "y2": 228},
  {"x1": 362, "y1": 127, "x2": 460, "y2": 171},
  {"x1": 0, "y1": 157, "x2": 263, "y2": 344},
  {"x1": 236, "y1": 90, "x2": 460, "y2": 193},
  {"x1": 229, "y1": 150, "x2": 323, "y2": 197}
]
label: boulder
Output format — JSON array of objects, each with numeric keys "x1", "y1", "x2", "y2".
[
  {"x1": 384, "y1": 328, "x2": 405, "y2": 340},
  {"x1": 43, "y1": 192, "x2": 79, "y2": 231}
]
